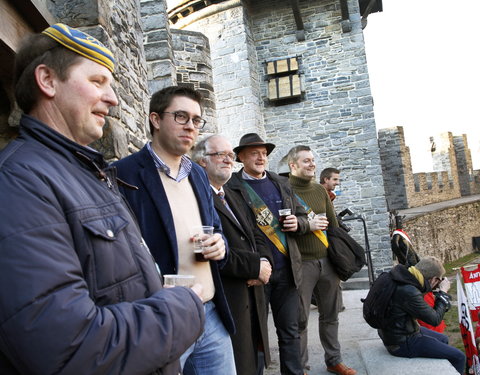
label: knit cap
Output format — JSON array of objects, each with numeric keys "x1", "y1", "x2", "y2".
[{"x1": 42, "y1": 23, "x2": 115, "y2": 72}]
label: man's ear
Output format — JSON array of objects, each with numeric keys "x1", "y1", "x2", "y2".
[
  {"x1": 149, "y1": 112, "x2": 161, "y2": 131},
  {"x1": 288, "y1": 162, "x2": 296, "y2": 173},
  {"x1": 34, "y1": 64, "x2": 57, "y2": 98},
  {"x1": 198, "y1": 158, "x2": 207, "y2": 168}
]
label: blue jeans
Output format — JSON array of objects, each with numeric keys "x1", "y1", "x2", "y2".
[
  {"x1": 388, "y1": 327, "x2": 466, "y2": 374},
  {"x1": 264, "y1": 266, "x2": 303, "y2": 375},
  {"x1": 181, "y1": 301, "x2": 236, "y2": 375}
]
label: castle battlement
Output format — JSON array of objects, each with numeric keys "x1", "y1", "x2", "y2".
[{"x1": 378, "y1": 126, "x2": 479, "y2": 210}]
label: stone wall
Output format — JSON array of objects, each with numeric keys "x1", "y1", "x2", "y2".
[
  {"x1": 431, "y1": 132, "x2": 460, "y2": 188},
  {"x1": 171, "y1": 29, "x2": 217, "y2": 133},
  {"x1": 247, "y1": 0, "x2": 391, "y2": 271},
  {"x1": 454, "y1": 134, "x2": 480, "y2": 196},
  {"x1": 47, "y1": 0, "x2": 150, "y2": 159},
  {"x1": 377, "y1": 126, "x2": 411, "y2": 210},
  {"x1": 163, "y1": 0, "x2": 392, "y2": 271},
  {"x1": 141, "y1": 0, "x2": 176, "y2": 94},
  {"x1": 403, "y1": 199, "x2": 480, "y2": 263},
  {"x1": 171, "y1": 1, "x2": 266, "y2": 139},
  {"x1": 378, "y1": 126, "x2": 480, "y2": 211}
]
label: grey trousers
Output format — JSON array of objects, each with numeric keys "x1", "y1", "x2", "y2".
[{"x1": 298, "y1": 257, "x2": 342, "y2": 369}]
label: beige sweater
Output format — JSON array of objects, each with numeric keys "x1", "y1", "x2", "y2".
[{"x1": 160, "y1": 173, "x2": 215, "y2": 302}]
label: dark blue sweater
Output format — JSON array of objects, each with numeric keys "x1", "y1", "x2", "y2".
[{"x1": 245, "y1": 178, "x2": 288, "y2": 269}]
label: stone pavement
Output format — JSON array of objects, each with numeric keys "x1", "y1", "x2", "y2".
[{"x1": 264, "y1": 289, "x2": 458, "y2": 375}]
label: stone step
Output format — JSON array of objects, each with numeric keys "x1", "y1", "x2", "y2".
[
  {"x1": 265, "y1": 290, "x2": 460, "y2": 375},
  {"x1": 342, "y1": 276, "x2": 370, "y2": 290},
  {"x1": 358, "y1": 339, "x2": 458, "y2": 375},
  {"x1": 351, "y1": 266, "x2": 369, "y2": 279}
]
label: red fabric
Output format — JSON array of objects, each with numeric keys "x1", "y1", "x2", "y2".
[
  {"x1": 417, "y1": 292, "x2": 446, "y2": 332},
  {"x1": 327, "y1": 190, "x2": 336, "y2": 202},
  {"x1": 461, "y1": 266, "x2": 480, "y2": 322},
  {"x1": 476, "y1": 320, "x2": 480, "y2": 340}
]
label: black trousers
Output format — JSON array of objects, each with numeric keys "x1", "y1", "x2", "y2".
[{"x1": 264, "y1": 266, "x2": 303, "y2": 375}]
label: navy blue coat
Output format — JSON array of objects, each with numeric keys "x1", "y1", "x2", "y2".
[
  {"x1": 0, "y1": 116, "x2": 205, "y2": 375},
  {"x1": 113, "y1": 145, "x2": 235, "y2": 335}
]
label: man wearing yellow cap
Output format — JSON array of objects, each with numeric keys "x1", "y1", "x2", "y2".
[{"x1": 0, "y1": 24, "x2": 204, "y2": 374}]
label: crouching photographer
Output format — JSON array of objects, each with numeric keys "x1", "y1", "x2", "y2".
[{"x1": 378, "y1": 256, "x2": 466, "y2": 374}]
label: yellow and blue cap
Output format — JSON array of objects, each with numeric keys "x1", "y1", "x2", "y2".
[{"x1": 42, "y1": 23, "x2": 115, "y2": 72}]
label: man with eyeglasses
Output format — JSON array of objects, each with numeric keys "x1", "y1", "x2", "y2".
[
  {"x1": 227, "y1": 133, "x2": 309, "y2": 375},
  {"x1": 192, "y1": 134, "x2": 273, "y2": 375},
  {"x1": 113, "y1": 86, "x2": 236, "y2": 375}
]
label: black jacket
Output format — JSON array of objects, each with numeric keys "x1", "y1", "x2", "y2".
[
  {"x1": 214, "y1": 187, "x2": 272, "y2": 374},
  {"x1": 378, "y1": 265, "x2": 450, "y2": 347},
  {"x1": 227, "y1": 169, "x2": 309, "y2": 288}
]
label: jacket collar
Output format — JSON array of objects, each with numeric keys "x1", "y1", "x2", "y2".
[{"x1": 20, "y1": 114, "x2": 108, "y2": 172}]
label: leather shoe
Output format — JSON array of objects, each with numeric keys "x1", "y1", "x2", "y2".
[{"x1": 326, "y1": 363, "x2": 357, "y2": 375}]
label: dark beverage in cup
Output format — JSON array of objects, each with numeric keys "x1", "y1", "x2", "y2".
[
  {"x1": 278, "y1": 208, "x2": 291, "y2": 227},
  {"x1": 194, "y1": 249, "x2": 207, "y2": 262},
  {"x1": 192, "y1": 225, "x2": 214, "y2": 262}
]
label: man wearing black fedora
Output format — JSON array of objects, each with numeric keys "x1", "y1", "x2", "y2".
[{"x1": 227, "y1": 133, "x2": 309, "y2": 375}]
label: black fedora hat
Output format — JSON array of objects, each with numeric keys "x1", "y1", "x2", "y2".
[{"x1": 233, "y1": 133, "x2": 276, "y2": 161}]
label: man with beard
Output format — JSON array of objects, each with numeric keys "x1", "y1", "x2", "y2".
[{"x1": 192, "y1": 134, "x2": 272, "y2": 374}]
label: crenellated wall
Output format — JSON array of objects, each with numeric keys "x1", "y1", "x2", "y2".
[{"x1": 378, "y1": 126, "x2": 480, "y2": 211}]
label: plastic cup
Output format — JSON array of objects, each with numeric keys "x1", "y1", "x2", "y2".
[
  {"x1": 193, "y1": 225, "x2": 214, "y2": 262},
  {"x1": 163, "y1": 274, "x2": 196, "y2": 287},
  {"x1": 278, "y1": 208, "x2": 292, "y2": 227}
]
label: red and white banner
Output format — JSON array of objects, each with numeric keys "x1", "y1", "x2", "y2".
[
  {"x1": 457, "y1": 273, "x2": 480, "y2": 374},
  {"x1": 461, "y1": 266, "x2": 480, "y2": 323}
]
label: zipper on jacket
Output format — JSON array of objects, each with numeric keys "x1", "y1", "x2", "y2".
[{"x1": 75, "y1": 151, "x2": 113, "y2": 189}]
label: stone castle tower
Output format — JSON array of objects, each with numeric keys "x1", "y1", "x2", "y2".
[
  {"x1": 378, "y1": 126, "x2": 480, "y2": 210},
  {"x1": 142, "y1": 0, "x2": 392, "y2": 270},
  {"x1": 0, "y1": 0, "x2": 391, "y2": 272}
]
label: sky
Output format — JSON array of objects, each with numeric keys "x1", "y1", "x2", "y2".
[{"x1": 363, "y1": 0, "x2": 480, "y2": 172}]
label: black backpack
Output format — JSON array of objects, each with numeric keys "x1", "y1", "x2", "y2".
[{"x1": 362, "y1": 271, "x2": 397, "y2": 329}]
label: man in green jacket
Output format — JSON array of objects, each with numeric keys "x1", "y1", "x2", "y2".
[{"x1": 286, "y1": 145, "x2": 356, "y2": 375}]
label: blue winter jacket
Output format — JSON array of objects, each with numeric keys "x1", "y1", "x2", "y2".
[{"x1": 0, "y1": 115, "x2": 205, "y2": 375}]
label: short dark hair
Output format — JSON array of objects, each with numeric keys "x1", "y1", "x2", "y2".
[
  {"x1": 320, "y1": 167, "x2": 340, "y2": 184},
  {"x1": 286, "y1": 145, "x2": 311, "y2": 169},
  {"x1": 14, "y1": 33, "x2": 82, "y2": 113},
  {"x1": 149, "y1": 86, "x2": 204, "y2": 135}
]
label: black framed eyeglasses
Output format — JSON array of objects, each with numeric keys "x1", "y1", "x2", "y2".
[
  {"x1": 161, "y1": 111, "x2": 206, "y2": 130},
  {"x1": 205, "y1": 152, "x2": 236, "y2": 161}
]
